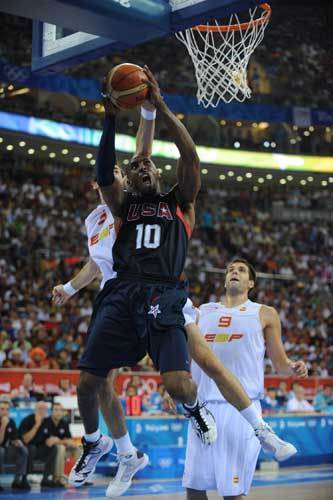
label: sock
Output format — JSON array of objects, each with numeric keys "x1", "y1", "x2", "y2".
[
  {"x1": 114, "y1": 432, "x2": 135, "y2": 455},
  {"x1": 240, "y1": 403, "x2": 265, "y2": 430},
  {"x1": 183, "y1": 398, "x2": 198, "y2": 410},
  {"x1": 84, "y1": 430, "x2": 101, "y2": 443}
]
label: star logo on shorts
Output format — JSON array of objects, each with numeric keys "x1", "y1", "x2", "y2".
[{"x1": 148, "y1": 304, "x2": 161, "y2": 318}]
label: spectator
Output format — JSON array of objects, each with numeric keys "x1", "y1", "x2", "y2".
[
  {"x1": 57, "y1": 378, "x2": 77, "y2": 397},
  {"x1": 19, "y1": 401, "x2": 62, "y2": 488},
  {"x1": 286, "y1": 385, "x2": 315, "y2": 413},
  {"x1": 10, "y1": 373, "x2": 45, "y2": 402},
  {"x1": 0, "y1": 400, "x2": 30, "y2": 491},
  {"x1": 313, "y1": 385, "x2": 333, "y2": 413},
  {"x1": 42, "y1": 403, "x2": 80, "y2": 484},
  {"x1": 276, "y1": 381, "x2": 289, "y2": 408},
  {"x1": 261, "y1": 387, "x2": 280, "y2": 413},
  {"x1": 26, "y1": 347, "x2": 49, "y2": 369}
]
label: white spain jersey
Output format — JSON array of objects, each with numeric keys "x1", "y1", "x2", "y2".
[
  {"x1": 85, "y1": 204, "x2": 117, "y2": 289},
  {"x1": 192, "y1": 299, "x2": 265, "y2": 401}
]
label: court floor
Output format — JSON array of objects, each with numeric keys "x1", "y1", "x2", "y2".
[{"x1": 0, "y1": 465, "x2": 332, "y2": 499}]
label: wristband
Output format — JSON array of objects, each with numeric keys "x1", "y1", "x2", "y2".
[
  {"x1": 63, "y1": 281, "x2": 77, "y2": 296},
  {"x1": 141, "y1": 107, "x2": 156, "y2": 120}
]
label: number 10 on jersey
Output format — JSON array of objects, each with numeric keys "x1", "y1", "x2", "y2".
[{"x1": 136, "y1": 223, "x2": 161, "y2": 249}]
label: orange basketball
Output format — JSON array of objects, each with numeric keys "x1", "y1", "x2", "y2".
[{"x1": 107, "y1": 63, "x2": 149, "y2": 109}]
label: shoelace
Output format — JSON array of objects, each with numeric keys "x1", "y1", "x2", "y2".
[
  {"x1": 184, "y1": 402, "x2": 210, "y2": 432},
  {"x1": 75, "y1": 440, "x2": 100, "y2": 472}
]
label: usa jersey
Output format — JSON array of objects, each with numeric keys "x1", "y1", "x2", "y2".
[
  {"x1": 112, "y1": 187, "x2": 191, "y2": 280},
  {"x1": 85, "y1": 204, "x2": 117, "y2": 289},
  {"x1": 192, "y1": 300, "x2": 265, "y2": 401}
]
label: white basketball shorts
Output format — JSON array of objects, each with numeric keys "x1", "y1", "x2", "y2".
[{"x1": 182, "y1": 400, "x2": 261, "y2": 496}]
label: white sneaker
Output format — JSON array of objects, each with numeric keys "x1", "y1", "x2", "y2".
[
  {"x1": 69, "y1": 434, "x2": 113, "y2": 487},
  {"x1": 184, "y1": 401, "x2": 217, "y2": 445},
  {"x1": 255, "y1": 423, "x2": 297, "y2": 462},
  {"x1": 106, "y1": 450, "x2": 149, "y2": 497}
]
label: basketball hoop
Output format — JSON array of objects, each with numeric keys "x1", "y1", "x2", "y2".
[{"x1": 175, "y1": 3, "x2": 271, "y2": 106}]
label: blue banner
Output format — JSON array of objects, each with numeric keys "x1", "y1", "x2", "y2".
[{"x1": 1, "y1": 62, "x2": 333, "y2": 125}]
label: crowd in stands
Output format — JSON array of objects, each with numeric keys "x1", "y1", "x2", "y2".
[
  {"x1": 0, "y1": 8, "x2": 332, "y2": 156},
  {"x1": 0, "y1": 158, "x2": 332, "y2": 379},
  {"x1": 0, "y1": 7, "x2": 332, "y2": 108}
]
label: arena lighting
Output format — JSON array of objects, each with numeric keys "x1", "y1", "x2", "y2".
[
  {"x1": 18, "y1": 141, "x2": 26, "y2": 147},
  {"x1": 234, "y1": 141, "x2": 240, "y2": 148},
  {"x1": 220, "y1": 120, "x2": 226, "y2": 126},
  {"x1": 7, "y1": 84, "x2": 14, "y2": 91},
  {"x1": 0, "y1": 88, "x2": 4, "y2": 94},
  {"x1": 176, "y1": 113, "x2": 184, "y2": 120},
  {"x1": 309, "y1": 126, "x2": 314, "y2": 132},
  {"x1": 252, "y1": 123, "x2": 258, "y2": 128},
  {"x1": 236, "y1": 121, "x2": 242, "y2": 127},
  {"x1": 258, "y1": 122, "x2": 269, "y2": 129},
  {"x1": 266, "y1": 174, "x2": 273, "y2": 179},
  {"x1": 0, "y1": 111, "x2": 332, "y2": 173},
  {"x1": 307, "y1": 176, "x2": 314, "y2": 182},
  {"x1": 128, "y1": 121, "x2": 134, "y2": 127},
  {"x1": 123, "y1": 159, "x2": 129, "y2": 165},
  {"x1": 287, "y1": 175, "x2": 293, "y2": 181},
  {"x1": 10, "y1": 88, "x2": 30, "y2": 97},
  {"x1": 227, "y1": 171, "x2": 234, "y2": 177},
  {"x1": 280, "y1": 179, "x2": 286, "y2": 184},
  {"x1": 165, "y1": 164, "x2": 172, "y2": 170},
  {"x1": 253, "y1": 186, "x2": 259, "y2": 191},
  {"x1": 73, "y1": 156, "x2": 80, "y2": 163},
  {"x1": 157, "y1": 168, "x2": 163, "y2": 174},
  {"x1": 95, "y1": 103, "x2": 101, "y2": 109},
  {"x1": 6, "y1": 144, "x2": 14, "y2": 150},
  {"x1": 245, "y1": 172, "x2": 252, "y2": 178},
  {"x1": 290, "y1": 139, "x2": 296, "y2": 144},
  {"x1": 236, "y1": 176, "x2": 243, "y2": 181},
  {"x1": 263, "y1": 141, "x2": 269, "y2": 148},
  {"x1": 219, "y1": 174, "x2": 226, "y2": 180},
  {"x1": 329, "y1": 177, "x2": 333, "y2": 183},
  {"x1": 49, "y1": 152, "x2": 56, "y2": 158},
  {"x1": 80, "y1": 101, "x2": 86, "y2": 107},
  {"x1": 271, "y1": 142, "x2": 276, "y2": 148},
  {"x1": 90, "y1": 159, "x2": 96, "y2": 166},
  {"x1": 258, "y1": 177, "x2": 264, "y2": 183},
  {"x1": 300, "y1": 180, "x2": 307, "y2": 185},
  {"x1": 0, "y1": 137, "x2": 3, "y2": 142},
  {"x1": 326, "y1": 127, "x2": 331, "y2": 132},
  {"x1": 201, "y1": 168, "x2": 208, "y2": 174},
  {"x1": 86, "y1": 153, "x2": 93, "y2": 159},
  {"x1": 304, "y1": 131, "x2": 310, "y2": 137},
  {"x1": 321, "y1": 180, "x2": 328, "y2": 186},
  {"x1": 27, "y1": 148, "x2": 35, "y2": 154},
  {"x1": 61, "y1": 148, "x2": 69, "y2": 154},
  {"x1": 40, "y1": 145, "x2": 48, "y2": 150},
  {"x1": 293, "y1": 125, "x2": 298, "y2": 131}
]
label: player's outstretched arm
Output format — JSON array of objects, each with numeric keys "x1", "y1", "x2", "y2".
[
  {"x1": 97, "y1": 98, "x2": 126, "y2": 217},
  {"x1": 261, "y1": 305, "x2": 308, "y2": 378},
  {"x1": 143, "y1": 66, "x2": 200, "y2": 208},
  {"x1": 52, "y1": 258, "x2": 99, "y2": 305},
  {"x1": 135, "y1": 100, "x2": 156, "y2": 158}
]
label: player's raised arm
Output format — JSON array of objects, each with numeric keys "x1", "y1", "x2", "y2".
[
  {"x1": 143, "y1": 66, "x2": 201, "y2": 206},
  {"x1": 52, "y1": 258, "x2": 100, "y2": 305},
  {"x1": 135, "y1": 100, "x2": 156, "y2": 158},
  {"x1": 96, "y1": 91, "x2": 126, "y2": 218}
]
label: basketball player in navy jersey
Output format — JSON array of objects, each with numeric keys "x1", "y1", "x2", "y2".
[{"x1": 70, "y1": 68, "x2": 297, "y2": 495}]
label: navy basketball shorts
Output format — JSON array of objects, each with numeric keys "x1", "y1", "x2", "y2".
[{"x1": 78, "y1": 278, "x2": 190, "y2": 378}]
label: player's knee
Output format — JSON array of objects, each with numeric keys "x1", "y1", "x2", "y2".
[
  {"x1": 162, "y1": 372, "x2": 194, "y2": 401},
  {"x1": 77, "y1": 371, "x2": 104, "y2": 396}
]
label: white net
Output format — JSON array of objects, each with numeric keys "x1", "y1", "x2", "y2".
[{"x1": 175, "y1": 4, "x2": 271, "y2": 106}]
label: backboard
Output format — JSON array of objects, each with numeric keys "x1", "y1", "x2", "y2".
[{"x1": 0, "y1": 0, "x2": 262, "y2": 73}]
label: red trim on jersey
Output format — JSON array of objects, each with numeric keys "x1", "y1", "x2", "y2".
[{"x1": 176, "y1": 206, "x2": 192, "y2": 238}]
